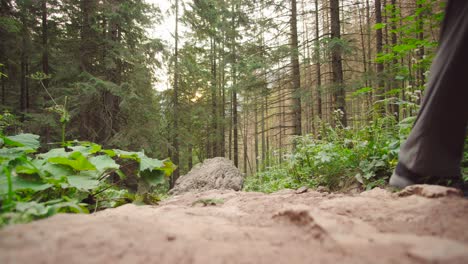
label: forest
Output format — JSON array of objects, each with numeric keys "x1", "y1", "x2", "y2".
[{"x1": 0, "y1": 0, "x2": 466, "y2": 225}]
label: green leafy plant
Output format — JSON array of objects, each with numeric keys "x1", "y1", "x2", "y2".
[
  {"x1": 244, "y1": 116, "x2": 404, "y2": 193},
  {"x1": 0, "y1": 133, "x2": 175, "y2": 226}
]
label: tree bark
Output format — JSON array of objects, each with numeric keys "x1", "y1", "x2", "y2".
[
  {"x1": 42, "y1": 0, "x2": 49, "y2": 88},
  {"x1": 80, "y1": 0, "x2": 93, "y2": 72},
  {"x1": 170, "y1": 0, "x2": 180, "y2": 188},
  {"x1": 20, "y1": 10, "x2": 28, "y2": 114},
  {"x1": 290, "y1": 0, "x2": 302, "y2": 136},
  {"x1": 210, "y1": 37, "x2": 218, "y2": 157},
  {"x1": 314, "y1": 0, "x2": 322, "y2": 120},
  {"x1": 390, "y1": 0, "x2": 399, "y2": 120},
  {"x1": 330, "y1": 0, "x2": 347, "y2": 126},
  {"x1": 375, "y1": 0, "x2": 385, "y2": 115},
  {"x1": 231, "y1": 3, "x2": 239, "y2": 167}
]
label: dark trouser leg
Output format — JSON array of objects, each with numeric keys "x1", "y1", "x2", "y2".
[{"x1": 392, "y1": 0, "x2": 468, "y2": 186}]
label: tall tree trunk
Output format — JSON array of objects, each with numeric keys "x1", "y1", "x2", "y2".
[
  {"x1": 290, "y1": 0, "x2": 302, "y2": 136},
  {"x1": 375, "y1": 0, "x2": 385, "y2": 116},
  {"x1": 254, "y1": 98, "x2": 259, "y2": 172},
  {"x1": 366, "y1": 0, "x2": 372, "y2": 110},
  {"x1": 170, "y1": 0, "x2": 180, "y2": 188},
  {"x1": 330, "y1": 0, "x2": 347, "y2": 126},
  {"x1": 1, "y1": 76, "x2": 5, "y2": 106},
  {"x1": 211, "y1": 37, "x2": 218, "y2": 157},
  {"x1": 41, "y1": 0, "x2": 49, "y2": 88},
  {"x1": 314, "y1": 0, "x2": 322, "y2": 120},
  {"x1": 188, "y1": 144, "x2": 193, "y2": 171},
  {"x1": 261, "y1": 93, "x2": 266, "y2": 169},
  {"x1": 232, "y1": 72, "x2": 239, "y2": 167},
  {"x1": 390, "y1": 0, "x2": 399, "y2": 120},
  {"x1": 220, "y1": 29, "x2": 226, "y2": 157},
  {"x1": 229, "y1": 93, "x2": 232, "y2": 160},
  {"x1": 416, "y1": 1, "x2": 425, "y2": 91},
  {"x1": 243, "y1": 102, "x2": 248, "y2": 174},
  {"x1": 80, "y1": 0, "x2": 93, "y2": 72},
  {"x1": 231, "y1": 3, "x2": 239, "y2": 167},
  {"x1": 357, "y1": 1, "x2": 369, "y2": 123},
  {"x1": 0, "y1": 1, "x2": 8, "y2": 106},
  {"x1": 103, "y1": 1, "x2": 122, "y2": 143},
  {"x1": 20, "y1": 11, "x2": 28, "y2": 114}
]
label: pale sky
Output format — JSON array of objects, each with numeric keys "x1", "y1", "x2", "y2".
[{"x1": 145, "y1": 0, "x2": 181, "y2": 91}]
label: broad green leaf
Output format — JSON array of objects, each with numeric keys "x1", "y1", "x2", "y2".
[
  {"x1": 44, "y1": 199, "x2": 89, "y2": 215},
  {"x1": 15, "y1": 163, "x2": 39, "y2": 175},
  {"x1": 77, "y1": 170, "x2": 100, "y2": 179},
  {"x1": 89, "y1": 155, "x2": 120, "y2": 173},
  {"x1": 5, "y1": 134, "x2": 40, "y2": 149},
  {"x1": 0, "y1": 175, "x2": 52, "y2": 195},
  {"x1": 15, "y1": 202, "x2": 49, "y2": 216},
  {"x1": 0, "y1": 147, "x2": 29, "y2": 163},
  {"x1": 140, "y1": 169, "x2": 165, "y2": 186},
  {"x1": 69, "y1": 143, "x2": 102, "y2": 156},
  {"x1": 48, "y1": 152, "x2": 96, "y2": 171},
  {"x1": 51, "y1": 201, "x2": 89, "y2": 214},
  {"x1": 113, "y1": 149, "x2": 142, "y2": 161},
  {"x1": 67, "y1": 175, "x2": 100, "y2": 190},
  {"x1": 139, "y1": 156, "x2": 164, "y2": 171},
  {"x1": 161, "y1": 160, "x2": 177, "y2": 176},
  {"x1": 41, "y1": 163, "x2": 74, "y2": 179},
  {"x1": 101, "y1": 149, "x2": 116, "y2": 157},
  {"x1": 38, "y1": 148, "x2": 68, "y2": 159}
]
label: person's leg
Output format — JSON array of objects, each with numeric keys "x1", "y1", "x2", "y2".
[{"x1": 390, "y1": 0, "x2": 468, "y2": 188}]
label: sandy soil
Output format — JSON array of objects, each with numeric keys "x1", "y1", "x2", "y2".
[{"x1": 1, "y1": 184, "x2": 468, "y2": 264}]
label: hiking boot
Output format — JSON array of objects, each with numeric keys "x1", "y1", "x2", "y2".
[{"x1": 390, "y1": 163, "x2": 468, "y2": 197}]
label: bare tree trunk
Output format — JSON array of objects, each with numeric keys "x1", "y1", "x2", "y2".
[
  {"x1": 210, "y1": 37, "x2": 218, "y2": 157},
  {"x1": 231, "y1": 3, "x2": 239, "y2": 167},
  {"x1": 261, "y1": 93, "x2": 266, "y2": 169},
  {"x1": 375, "y1": 0, "x2": 385, "y2": 116},
  {"x1": 20, "y1": 10, "x2": 27, "y2": 114},
  {"x1": 254, "y1": 98, "x2": 259, "y2": 172},
  {"x1": 170, "y1": 0, "x2": 180, "y2": 188},
  {"x1": 80, "y1": 0, "x2": 93, "y2": 72},
  {"x1": 229, "y1": 91, "x2": 232, "y2": 160},
  {"x1": 290, "y1": 0, "x2": 302, "y2": 136},
  {"x1": 233, "y1": 81, "x2": 238, "y2": 166},
  {"x1": 42, "y1": 0, "x2": 49, "y2": 87},
  {"x1": 416, "y1": 1, "x2": 425, "y2": 91},
  {"x1": 314, "y1": 0, "x2": 322, "y2": 120},
  {"x1": 366, "y1": 0, "x2": 372, "y2": 109},
  {"x1": 243, "y1": 103, "x2": 248, "y2": 174},
  {"x1": 220, "y1": 29, "x2": 226, "y2": 157},
  {"x1": 390, "y1": 0, "x2": 399, "y2": 120},
  {"x1": 188, "y1": 144, "x2": 193, "y2": 171},
  {"x1": 330, "y1": 0, "x2": 347, "y2": 126}
]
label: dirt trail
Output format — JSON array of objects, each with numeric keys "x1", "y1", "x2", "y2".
[{"x1": 1, "y1": 185, "x2": 468, "y2": 264}]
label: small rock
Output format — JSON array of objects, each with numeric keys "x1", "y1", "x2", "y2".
[
  {"x1": 316, "y1": 186, "x2": 329, "y2": 193},
  {"x1": 295, "y1": 186, "x2": 309, "y2": 194}
]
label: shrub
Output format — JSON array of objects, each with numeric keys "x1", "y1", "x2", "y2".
[
  {"x1": 0, "y1": 133, "x2": 175, "y2": 226},
  {"x1": 244, "y1": 116, "x2": 405, "y2": 193}
]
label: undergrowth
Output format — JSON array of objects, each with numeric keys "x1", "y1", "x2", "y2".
[
  {"x1": 0, "y1": 133, "x2": 175, "y2": 227},
  {"x1": 244, "y1": 115, "x2": 413, "y2": 193}
]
